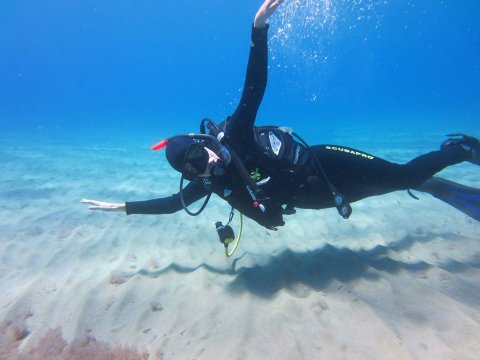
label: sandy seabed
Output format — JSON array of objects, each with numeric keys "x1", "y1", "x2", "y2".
[{"x1": 1, "y1": 132, "x2": 479, "y2": 359}]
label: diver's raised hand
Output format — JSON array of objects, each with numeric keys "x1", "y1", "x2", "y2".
[
  {"x1": 254, "y1": 0, "x2": 284, "y2": 28},
  {"x1": 81, "y1": 199, "x2": 126, "y2": 212}
]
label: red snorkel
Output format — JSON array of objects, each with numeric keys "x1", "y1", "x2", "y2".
[{"x1": 151, "y1": 139, "x2": 168, "y2": 151}]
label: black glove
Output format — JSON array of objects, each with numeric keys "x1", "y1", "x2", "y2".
[{"x1": 255, "y1": 197, "x2": 285, "y2": 229}]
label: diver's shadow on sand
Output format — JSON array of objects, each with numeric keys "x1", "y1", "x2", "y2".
[
  {"x1": 228, "y1": 232, "x2": 480, "y2": 298},
  {"x1": 127, "y1": 232, "x2": 478, "y2": 298}
]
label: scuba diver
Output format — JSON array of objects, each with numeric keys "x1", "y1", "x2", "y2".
[{"x1": 82, "y1": 0, "x2": 480, "y2": 235}]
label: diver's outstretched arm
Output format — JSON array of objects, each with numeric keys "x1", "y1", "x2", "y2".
[
  {"x1": 254, "y1": 0, "x2": 283, "y2": 28},
  {"x1": 82, "y1": 181, "x2": 209, "y2": 215},
  {"x1": 81, "y1": 199, "x2": 126, "y2": 212}
]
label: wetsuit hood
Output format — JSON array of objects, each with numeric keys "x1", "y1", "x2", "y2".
[{"x1": 165, "y1": 135, "x2": 196, "y2": 173}]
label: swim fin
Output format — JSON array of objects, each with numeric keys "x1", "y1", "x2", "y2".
[{"x1": 413, "y1": 177, "x2": 480, "y2": 222}]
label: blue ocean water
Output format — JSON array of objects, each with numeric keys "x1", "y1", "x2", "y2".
[
  {"x1": 1, "y1": 2, "x2": 480, "y2": 357},
  {"x1": 1, "y1": 0, "x2": 479, "y2": 145}
]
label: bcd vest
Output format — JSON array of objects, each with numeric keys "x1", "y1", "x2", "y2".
[{"x1": 251, "y1": 126, "x2": 311, "y2": 179}]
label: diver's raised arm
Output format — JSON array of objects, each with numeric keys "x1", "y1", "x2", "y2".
[
  {"x1": 254, "y1": 0, "x2": 283, "y2": 28},
  {"x1": 226, "y1": 0, "x2": 283, "y2": 148}
]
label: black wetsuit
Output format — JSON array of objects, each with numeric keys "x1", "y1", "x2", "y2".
[{"x1": 126, "y1": 25, "x2": 468, "y2": 229}]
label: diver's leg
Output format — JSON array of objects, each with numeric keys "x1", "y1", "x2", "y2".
[{"x1": 311, "y1": 144, "x2": 469, "y2": 202}]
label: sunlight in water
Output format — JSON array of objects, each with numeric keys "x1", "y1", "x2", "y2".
[
  {"x1": 270, "y1": 0, "x2": 388, "y2": 69},
  {"x1": 267, "y1": 0, "x2": 388, "y2": 103}
]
